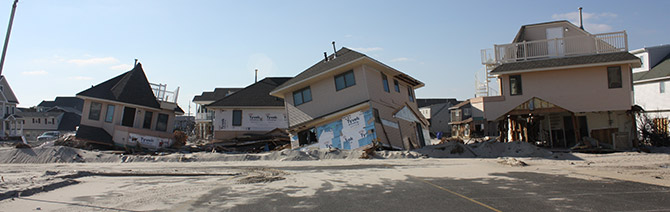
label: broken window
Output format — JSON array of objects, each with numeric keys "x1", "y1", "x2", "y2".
[
  {"x1": 232, "y1": 110, "x2": 242, "y2": 126},
  {"x1": 394, "y1": 80, "x2": 400, "y2": 92},
  {"x1": 509, "y1": 75, "x2": 522, "y2": 96},
  {"x1": 156, "y1": 113, "x2": 169, "y2": 132},
  {"x1": 607, "y1": 66, "x2": 622, "y2": 89},
  {"x1": 381, "y1": 73, "x2": 390, "y2": 93},
  {"x1": 334, "y1": 70, "x2": 355, "y2": 91},
  {"x1": 88, "y1": 102, "x2": 102, "y2": 121},
  {"x1": 105, "y1": 105, "x2": 115, "y2": 123},
  {"x1": 143, "y1": 111, "x2": 153, "y2": 129},
  {"x1": 293, "y1": 87, "x2": 312, "y2": 106}
]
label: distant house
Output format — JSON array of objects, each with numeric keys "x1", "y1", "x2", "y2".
[
  {"x1": 480, "y1": 20, "x2": 640, "y2": 149},
  {"x1": 37, "y1": 97, "x2": 84, "y2": 112},
  {"x1": 0, "y1": 75, "x2": 21, "y2": 138},
  {"x1": 192, "y1": 88, "x2": 241, "y2": 139},
  {"x1": 18, "y1": 96, "x2": 84, "y2": 140},
  {"x1": 206, "y1": 77, "x2": 291, "y2": 140},
  {"x1": 417, "y1": 98, "x2": 460, "y2": 137},
  {"x1": 270, "y1": 47, "x2": 428, "y2": 150},
  {"x1": 631, "y1": 45, "x2": 670, "y2": 134},
  {"x1": 75, "y1": 63, "x2": 184, "y2": 150}
]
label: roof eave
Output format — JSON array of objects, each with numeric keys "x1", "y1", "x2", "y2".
[{"x1": 491, "y1": 59, "x2": 641, "y2": 76}]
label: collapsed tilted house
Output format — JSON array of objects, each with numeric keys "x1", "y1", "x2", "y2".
[
  {"x1": 75, "y1": 63, "x2": 184, "y2": 149},
  {"x1": 270, "y1": 47, "x2": 428, "y2": 150}
]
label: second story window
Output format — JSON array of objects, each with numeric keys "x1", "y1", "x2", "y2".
[
  {"x1": 509, "y1": 75, "x2": 522, "y2": 96},
  {"x1": 334, "y1": 70, "x2": 355, "y2": 91},
  {"x1": 381, "y1": 73, "x2": 390, "y2": 93},
  {"x1": 607, "y1": 66, "x2": 622, "y2": 89},
  {"x1": 394, "y1": 80, "x2": 400, "y2": 92},
  {"x1": 407, "y1": 86, "x2": 415, "y2": 102},
  {"x1": 293, "y1": 87, "x2": 312, "y2": 106},
  {"x1": 88, "y1": 102, "x2": 102, "y2": 121},
  {"x1": 661, "y1": 81, "x2": 666, "y2": 94}
]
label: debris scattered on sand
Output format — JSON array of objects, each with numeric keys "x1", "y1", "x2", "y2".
[{"x1": 497, "y1": 157, "x2": 528, "y2": 167}]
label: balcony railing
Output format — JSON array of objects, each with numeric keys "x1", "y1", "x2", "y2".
[
  {"x1": 195, "y1": 112, "x2": 213, "y2": 121},
  {"x1": 482, "y1": 31, "x2": 628, "y2": 64},
  {"x1": 151, "y1": 83, "x2": 179, "y2": 104}
]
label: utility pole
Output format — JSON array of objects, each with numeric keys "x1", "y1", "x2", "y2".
[{"x1": 0, "y1": 0, "x2": 18, "y2": 76}]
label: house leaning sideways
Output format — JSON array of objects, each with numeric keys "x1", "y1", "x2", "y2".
[
  {"x1": 75, "y1": 63, "x2": 184, "y2": 150},
  {"x1": 270, "y1": 47, "x2": 429, "y2": 150}
]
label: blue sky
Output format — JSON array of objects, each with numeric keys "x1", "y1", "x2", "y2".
[{"x1": 3, "y1": 0, "x2": 669, "y2": 115}]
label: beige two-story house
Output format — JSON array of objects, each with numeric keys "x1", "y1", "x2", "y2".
[
  {"x1": 75, "y1": 63, "x2": 184, "y2": 150},
  {"x1": 481, "y1": 20, "x2": 640, "y2": 149},
  {"x1": 270, "y1": 47, "x2": 428, "y2": 150}
]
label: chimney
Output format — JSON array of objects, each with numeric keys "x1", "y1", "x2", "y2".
[
  {"x1": 332, "y1": 41, "x2": 337, "y2": 59},
  {"x1": 578, "y1": 7, "x2": 584, "y2": 30},
  {"x1": 134, "y1": 59, "x2": 138, "y2": 66},
  {"x1": 255, "y1": 69, "x2": 258, "y2": 83},
  {"x1": 324, "y1": 52, "x2": 328, "y2": 62}
]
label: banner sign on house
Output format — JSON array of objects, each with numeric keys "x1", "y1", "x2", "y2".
[
  {"x1": 128, "y1": 133, "x2": 173, "y2": 150},
  {"x1": 315, "y1": 109, "x2": 376, "y2": 150}
]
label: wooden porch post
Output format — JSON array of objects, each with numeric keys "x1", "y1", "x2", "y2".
[{"x1": 571, "y1": 113, "x2": 582, "y2": 146}]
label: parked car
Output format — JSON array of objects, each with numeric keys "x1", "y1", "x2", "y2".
[{"x1": 37, "y1": 131, "x2": 60, "y2": 141}]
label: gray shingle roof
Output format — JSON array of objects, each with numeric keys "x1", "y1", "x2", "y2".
[
  {"x1": 634, "y1": 53, "x2": 670, "y2": 82},
  {"x1": 272, "y1": 47, "x2": 366, "y2": 93},
  {"x1": 76, "y1": 125, "x2": 113, "y2": 145},
  {"x1": 208, "y1": 77, "x2": 292, "y2": 107},
  {"x1": 77, "y1": 63, "x2": 161, "y2": 109},
  {"x1": 491, "y1": 52, "x2": 639, "y2": 74},
  {"x1": 192, "y1": 88, "x2": 242, "y2": 102}
]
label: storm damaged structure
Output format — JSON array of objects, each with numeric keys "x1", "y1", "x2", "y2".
[
  {"x1": 480, "y1": 20, "x2": 640, "y2": 149},
  {"x1": 75, "y1": 63, "x2": 184, "y2": 150},
  {"x1": 270, "y1": 47, "x2": 429, "y2": 150}
]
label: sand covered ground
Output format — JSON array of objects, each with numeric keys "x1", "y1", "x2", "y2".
[{"x1": 1, "y1": 142, "x2": 669, "y2": 211}]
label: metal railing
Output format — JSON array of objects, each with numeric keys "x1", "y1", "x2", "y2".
[{"x1": 484, "y1": 31, "x2": 628, "y2": 64}]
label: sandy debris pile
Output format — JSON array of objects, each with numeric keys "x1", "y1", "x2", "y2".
[
  {"x1": 414, "y1": 142, "x2": 476, "y2": 158},
  {"x1": 468, "y1": 141, "x2": 553, "y2": 158}
]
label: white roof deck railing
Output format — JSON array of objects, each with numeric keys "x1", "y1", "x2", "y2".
[
  {"x1": 151, "y1": 83, "x2": 179, "y2": 104},
  {"x1": 482, "y1": 31, "x2": 628, "y2": 65}
]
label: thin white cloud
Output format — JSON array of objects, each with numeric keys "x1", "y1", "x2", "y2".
[
  {"x1": 67, "y1": 57, "x2": 119, "y2": 66},
  {"x1": 352, "y1": 47, "x2": 383, "y2": 53},
  {"x1": 391, "y1": 57, "x2": 411, "y2": 62},
  {"x1": 68, "y1": 76, "x2": 93, "y2": 81},
  {"x1": 21, "y1": 70, "x2": 48, "y2": 76},
  {"x1": 109, "y1": 64, "x2": 133, "y2": 71},
  {"x1": 551, "y1": 11, "x2": 617, "y2": 33},
  {"x1": 344, "y1": 34, "x2": 353, "y2": 38}
]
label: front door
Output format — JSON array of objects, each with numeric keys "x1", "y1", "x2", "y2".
[
  {"x1": 122, "y1": 107, "x2": 136, "y2": 127},
  {"x1": 546, "y1": 27, "x2": 565, "y2": 56}
]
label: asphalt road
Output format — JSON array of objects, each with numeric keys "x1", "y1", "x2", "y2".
[{"x1": 192, "y1": 170, "x2": 670, "y2": 212}]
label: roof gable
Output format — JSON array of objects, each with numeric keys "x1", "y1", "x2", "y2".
[
  {"x1": 634, "y1": 53, "x2": 670, "y2": 82},
  {"x1": 272, "y1": 47, "x2": 366, "y2": 93},
  {"x1": 77, "y1": 63, "x2": 161, "y2": 109},
  {"x1": 207, "y1": 77, "x2": 292, "y2": 107},
  {"x1": 192, "y1": 88, "x2": 242, "y2": 102},
  {"x1": 0, "y1": 75, "x2": 18, "y2": 104}
]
